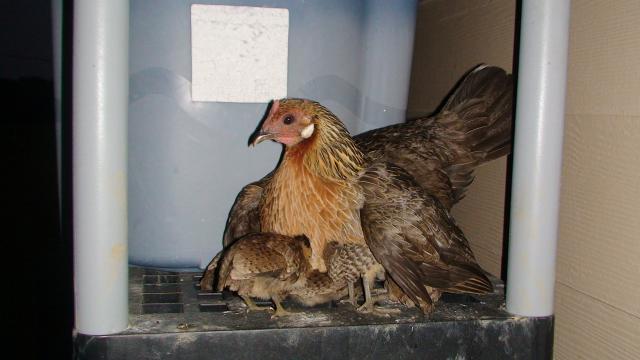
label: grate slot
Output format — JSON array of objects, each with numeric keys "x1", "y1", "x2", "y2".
[
  {"x1": 143, "y1": 274, "x2": 179, "y2": 284},
  {"x1": 142, "y1": 303, "x2": 184, "y2": 314},
  {"x1": 142, "y1": 269, "x2": 176, "y2": 275},
  {"x1": 197, "y1": 292, "x2": 224, "y2": 301},
  {"x1": 142, "y1": 293, "x2": 182, "y2": 304},
  {"x1": 440, "y1": 293, "x2": 480, "y2": 304},
  {"x1": 252, "y1": 299, "x2": 273, "y2": 307},
  {"x1": 199, "y1": 303, "x2": 229, "y2": 312},
  {"x1": 143, "y1": 283, "x2": 179, "y2": 293}
]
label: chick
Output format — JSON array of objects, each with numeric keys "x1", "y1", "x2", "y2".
[
  {"x1": 323, "y1": 241, "x2": 402, "y2": 314},
  {"x1": 216, "y1": 232, "x2": 313, "y2": 317},
  {"x1": 287, "y1": 270, "x2": 349, "y2": 307}
]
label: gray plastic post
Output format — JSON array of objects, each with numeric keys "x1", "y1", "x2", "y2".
[
  {"x1": 73, "y1": 0, "x2": 130, "y2": 334},
  {"x1": 506, "y1": 0, "x2": 571, "y2": 316}
]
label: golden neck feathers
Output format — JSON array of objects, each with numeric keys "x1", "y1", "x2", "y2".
[{"x1": 260, "y1": 105, "x2": 366, "y2": 271}]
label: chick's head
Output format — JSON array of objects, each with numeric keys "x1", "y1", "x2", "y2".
[{"x1": 294, "y1": 234, "x2": 313, "y2": 261}]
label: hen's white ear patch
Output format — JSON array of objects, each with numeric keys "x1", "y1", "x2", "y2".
[{"x1": 301, "y1": 124, "x2": 315, "y2": 139}]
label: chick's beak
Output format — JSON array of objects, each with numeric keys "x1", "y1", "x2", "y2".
[{"x1": 249, "y1": 129, "x2": 276, "y2": 147}]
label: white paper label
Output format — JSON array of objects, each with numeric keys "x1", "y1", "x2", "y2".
[{"x1": 191, "y1": 4, "x2": 289, "y2": 103}]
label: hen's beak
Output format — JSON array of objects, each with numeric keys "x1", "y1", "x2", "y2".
[{"x1": 249, "y1": 130, "x2": 276, "y2": 147}]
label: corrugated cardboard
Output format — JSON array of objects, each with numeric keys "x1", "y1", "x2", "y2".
[
  {"x1": 407, "y1": 0, "x2": 515, "y2": 276},
  {"x1": 408, "y1": 0, "x2": 640, "y2": 358}
]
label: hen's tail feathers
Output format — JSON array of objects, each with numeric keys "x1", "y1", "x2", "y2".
[
  {"x1": 446, "y1": 271, "x2": 494, "y2": 295},
  {"x1": 440, "y1": 65, "x2": 514, "y2": 203},
  {"x1": 442, "y1": 64, "x2": 514, "y2": 163}
]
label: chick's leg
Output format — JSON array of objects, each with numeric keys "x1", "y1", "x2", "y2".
[
  {"x1": 340, "y1": 282, "x2": 358, "y2": 306},
  {"x1": 348, "y1": 282, "x2": 357, "y2": 305},
  {"x1": 357, "y1": 275, "x2": 374, "y2": 312},
  {"x1": 240, "y1": 295, "x2": 273, "y2": 313},
  {"x1": 357, "y1": 274, "x2": 400, "y2": 316},
  {"x1": 271, "y1": 295, "x2": 296, "y2": 318}
]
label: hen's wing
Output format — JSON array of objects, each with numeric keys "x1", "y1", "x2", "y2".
[
  {"x1": 359, "y1": 161, "x2": 492, "y2": 312},
  {"x1": 355, "y1": 65, "x2": 513, "y2": 209},
  {"x1": 202, "y1": 174, "x2": 270, "y2": 289},
  {"x1": 222, "y1": 173, "x2": 271, "y2": 247}
]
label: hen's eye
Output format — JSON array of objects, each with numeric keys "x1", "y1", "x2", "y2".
[{"x1": 283, "y1": 115, "x2": 294, "y2": 125}]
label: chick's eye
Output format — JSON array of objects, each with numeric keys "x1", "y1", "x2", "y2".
[{"x1": 283, "y1": 115, "x2": 294, "y2": 125}]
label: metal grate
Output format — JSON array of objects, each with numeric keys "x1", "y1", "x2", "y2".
[
  {"x1": 79, "y1": 267, "x2": 554, "y2": 360},
  {"x1": 138, "y1": 271, "x2": 184, "y2": 314},
  {"x1": 192, "y1": 274, "x2": 231, "y2": 313},
  {"x1": 134, "y1": 268, "x2": 481, "y2": 316},
  {"x1": 134, "y1": 270, "x2": 230, "y2": 315}
]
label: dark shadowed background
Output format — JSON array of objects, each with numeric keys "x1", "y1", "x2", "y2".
[{"x1": 3, "y1": 1, "x2": 73, "y2": 358}]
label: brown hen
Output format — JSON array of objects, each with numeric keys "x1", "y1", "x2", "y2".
[{"x1": 204, "y1": 65, "x2": 512, "y2": 312}]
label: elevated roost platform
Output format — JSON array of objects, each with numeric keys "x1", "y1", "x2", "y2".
[{"x1": 74, "y1": 267, "x2": 553, "y2": 359}]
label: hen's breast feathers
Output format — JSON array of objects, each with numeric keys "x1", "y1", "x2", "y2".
[{"x1": 259, "y1": 126, "x2": 366, "y2": 270}]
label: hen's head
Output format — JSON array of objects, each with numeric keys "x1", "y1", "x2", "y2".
[
  {"x1": 251, "y1": 98, "x2": 365, "y2": 180},
  {"x1": 250, "y1": 98, "x2": 334, "y2": 147}
]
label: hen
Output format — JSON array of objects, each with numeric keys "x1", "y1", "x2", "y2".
[{"x1": 204, "y1": 65, "x2": 513, "y2": 312}]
